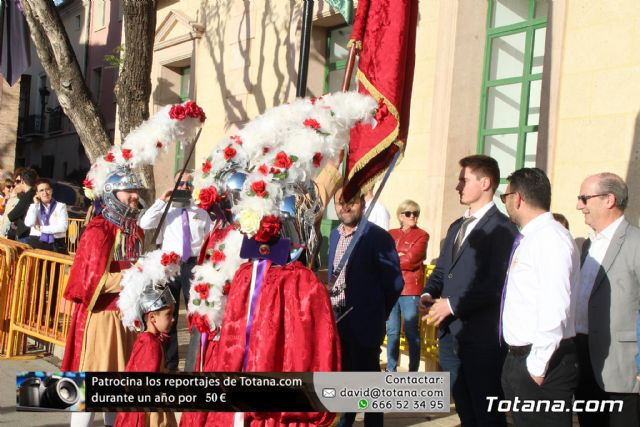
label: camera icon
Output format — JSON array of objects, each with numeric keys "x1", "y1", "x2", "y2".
[
  {"x1": 322, "y1": 388, "x2": 336, "y2": 398},
  {"x1": 18, "y1": 375, "x2": 80, "y2": 410}
]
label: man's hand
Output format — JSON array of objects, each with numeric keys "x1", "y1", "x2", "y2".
[
  {"x1": 418, "y1": 294, "x2": 434, "y2": 316},
  {"x1": 425, "y1": 298, "x2": 452, "y2": 326},
  {"x1": 530, "y1": 374, "x2": 544, "y2": 386},
  {"x1": 161, "y1": 188, "x2": 173, "y2": 202}
]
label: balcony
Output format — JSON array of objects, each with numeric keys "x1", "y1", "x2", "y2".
[
  {"x1": 48, "y1": 107, "x2": 68, "y2": 133},
  {"x1": 18, "y1": 114, "x2": 45, "y2": 137}
]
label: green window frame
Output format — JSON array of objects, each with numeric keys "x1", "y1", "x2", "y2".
[{"x1": 478, "y1": 0, "x2": 548, "y2": 186}]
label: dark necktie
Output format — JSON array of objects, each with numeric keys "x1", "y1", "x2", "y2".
[
  {"x1": 499, "y1": 232, "x2": 524, "y2": 342},
  {"x1": 452, "y1": 216, "x2": 476, "y2": 260}
]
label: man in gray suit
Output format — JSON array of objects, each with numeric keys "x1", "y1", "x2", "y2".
[{"x1": 575, "y1": 172, "x2": 640, "y2": 427}]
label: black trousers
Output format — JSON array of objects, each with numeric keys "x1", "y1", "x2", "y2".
[
  {"x1": 439, "y1": 333, "x2": 507, "y2": 427},
  {"x1": 336, "y1": 322, "x2": 383, "y2": 427},
  {"x1": 575, "y1": 334, "x2": 640, "y2": 427},
  {"x1": 165, "y1": 257, "x2": 198, "y2": 370},
  {"x1": 501, "y1": 339, "x2": 578, "y2": 427}
]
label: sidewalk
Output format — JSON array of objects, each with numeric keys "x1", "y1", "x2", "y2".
[{"x1": 2, "y1": 313, "x2": 461, "y2": 427}]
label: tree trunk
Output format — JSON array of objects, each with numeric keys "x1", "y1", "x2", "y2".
[
  {"x1": 20, "y1": 0, "x2": 111, "y2": 163},
  {"x1": 115, "y1": 0, "x2": 157, "y2": 200}
]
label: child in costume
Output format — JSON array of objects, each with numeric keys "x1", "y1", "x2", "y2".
[{"x1": 115, "y1": 250, "x2": 181, "y2": 427}]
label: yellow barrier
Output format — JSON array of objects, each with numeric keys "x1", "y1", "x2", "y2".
[
  {"x1": 5, "y1": 249, "x2": 75, "y2": 359},
  {"x1": 0, "y1": 238, "x2": 31, "y2": 356},
  {"x1": 66, "y1": 218, "x2": 85, "y2": 254}
]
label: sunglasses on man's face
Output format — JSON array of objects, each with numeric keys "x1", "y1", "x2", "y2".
[
  {"x1": 14, "y1": 179, "x2": 22, "y2": 184},
  {"x1": 178, "y1": 180, "x2": 194, "y2": 188},
  {"x1": 401, "y1": 211, "x2": 419, "y2": 218}
]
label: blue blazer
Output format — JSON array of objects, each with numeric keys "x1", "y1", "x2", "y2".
[
  {"x1": 328, "y1": 220, "x2": 404, "y2": 348},
  {"x1": 423, "y1": 205, "x2": 517, "y2": 346}
]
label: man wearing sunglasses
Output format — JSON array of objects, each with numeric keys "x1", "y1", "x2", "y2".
[
  {"x1": 138, "y1": 171, "x2": 212, "y2": 371},
  {"x1": 419, "y1": 154, "x2": 517, "y2": 427},
  {"x1": 7, "y1": 168, "x2": 38, "y2": 243},
  {"x1": 574, "y1": 173, "x2": 640, "y2": 427}
]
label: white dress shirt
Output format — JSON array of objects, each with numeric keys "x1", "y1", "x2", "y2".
[
  {"x1": 24, "y1": 201, "x2": 69, "y2": 239},
  {"x1": 138, "y1": 199, "x2": 212, "y2": 258},
  {"x1": 365, "y1": 200, "x2": 390, "y2": 230},
  {"x1": 575, "y1": 215, "x2": 624, "y2": 334},
  {"x1": 502, "y1": 212, "x2": 580, "y2": 377}
]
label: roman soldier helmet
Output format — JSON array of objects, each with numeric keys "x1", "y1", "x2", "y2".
[{"x1": 101, "y1": 166, "x2": 145, "y2": 233}]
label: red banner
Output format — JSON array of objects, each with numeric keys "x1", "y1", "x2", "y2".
[{"x1": 344, "y1": 0, "x2": 418, "y2": 200}]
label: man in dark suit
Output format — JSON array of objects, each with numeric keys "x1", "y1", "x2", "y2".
[
  {"x1": 420, "y1": 155, "x2": 517, "y2": 427},
  {"x1": 328, "y1": 186, "x2": 403, "y2": 427}
]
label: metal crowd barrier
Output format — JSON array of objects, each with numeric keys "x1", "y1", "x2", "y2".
[
  {"x1": 0, "y1": 238, "x2": 31, "y2": 356},
  {"x1": 66, "y1": 218, "x2": 86, "y2": 254},
  {"x1": 4, "y1": 249, "x2": 74, "y2": 359}
]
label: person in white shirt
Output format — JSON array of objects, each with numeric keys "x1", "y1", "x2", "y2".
[
  {"x1": 501, "y1": 167, "x2": 579, "y2": 427},
  {"x1": 24, "y1": 178, "x2": 69, "y2": 254},
  {"x1": 364, "y1": 188, "x2": 390, "y2": 230},
  {"x1": 138, "y1": 171, "x2": 212, "y2": 371},
  {"x1": 574, "y1": 173, "x2": 640, "y2": 427}
]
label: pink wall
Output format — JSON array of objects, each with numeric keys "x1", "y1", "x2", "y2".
[{"x1": 86, "y1": 0, "x2": 122, "y2": 129}]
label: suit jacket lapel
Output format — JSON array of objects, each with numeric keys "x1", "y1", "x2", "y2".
[
  {"x1": 450, "y1": 206, "x2": 496, "y2": 269},
  {"x1": 591, "y1": 220, "x2": 627, "y2": 296},
  {"x1": 580, "y1": 239, "x2": 591, "y2": 266}
]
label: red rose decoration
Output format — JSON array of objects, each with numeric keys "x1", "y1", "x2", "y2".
[
  {"x1": 310, "y1": 96, "x2": 323, "y2": 105},
  {"x1": 184, "y1": 101, "x2": 206, "y2": 122},
  {"x1": 211, "y1": 249, "x2": 226, "y2": 264},
  {"x1": 313, "y1": 152, "x2": 323, "y2": 167},
  {"x1": 169, "y1": 104, "x2": 187, "y2": 120},
  {"x1": 198, "y1": 186, "x2": 220, "y2": 211},
  {"x1": 258, "y1": 164, "x2": 269, "y2": 176},
  {"x1": 230, "y1": 135, "x2": 243, "y2": 145},
  {"x1": 254, "y1": 215, "x2": 282, "y2": 243},
  {"x1": 250, "y1": 180, "x2": 267, "y2": 198},
  {"x1": 270, "y1": 167, "x2": 282, "y2": 175},
  {"x1": 122, "y1": 149, "x2": 133, "y2": 160},
  {"x1": 274, "y1": 151, "x2": 293, "y2": 169},
  {"x1": 104, "y1": 152, "x2": 115, "y2": 162},
  {"x1": 156, "y1": 141, "x2": 163, "y2": 148},
  {"x1": 202, "y1": 159, "x2": 212, "y2": 174},
  {"x1": 262, "y1": 147, "x2": 270, "y2": 154},
  {"x1": 304, "y1": 118, "x2": 321, "y2": 130},
  {"x1": 82, "y1": 178, "x2": 93, "y2": 189},
  {"x1": 194, "y1": 283, "x2": 210, "y2": 300},
  {"x1": 223, "y1": 145, "x2": 237, "y2": 161},
  {"x1": 161, "y1": 251, "x2": 180, "y2": 266},
  {"x1": 222, "y1": 282, "x2": 231, "y2": 296},
  {"x1": 189, "y1": 313, "x2": 212, "y2": 334}
]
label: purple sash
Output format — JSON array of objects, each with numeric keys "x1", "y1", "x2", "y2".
[
  {"x1": 241, "y1": 259, "x2": 270, "y2": 371},
  {"x1": 39, "y1": 200, "x2": 57, "y2": 244}
]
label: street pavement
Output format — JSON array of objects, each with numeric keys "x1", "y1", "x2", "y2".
[{"x1": 1, "y1": 312, "x2": 461, "y2": 427}]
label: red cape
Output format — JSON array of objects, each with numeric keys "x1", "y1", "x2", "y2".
[
  {"x1": 181, "y1": 261, "x2": 341, "y2": 427},
  {"x1": 61, "y1": 215, "x2": 118, "y2": 371},
  {"x1": 115, "y1": 332, "x2": 164, "y2": 427}
]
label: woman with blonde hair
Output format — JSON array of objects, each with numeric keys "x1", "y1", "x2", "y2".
[{"x1": 387, "y1": 199, "x2": 429, "y2": 371}]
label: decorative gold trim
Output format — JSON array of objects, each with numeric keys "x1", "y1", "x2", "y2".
[
  {"x1": 348, "y1": 69, "x2": 405, "y2": 188},
  {"x1": 347, "y1": 39, "x2": 362, "y2": 50}
]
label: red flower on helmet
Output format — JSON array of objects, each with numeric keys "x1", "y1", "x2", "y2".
[
  {"x1": 160, "y1": 251, "x2": 180, "y2": 266},
  {"x1": 198, "y1": 186, "x2": 220, "y2": 211},
  {"x1": 194, "y1": 283, "x2": 210, "y2": 300},
  {"x1": 304, "y1": 118, "x2": 321, "y2": 130},
  {"x1": 156, "y1": 141, "x2": 163, "y2": 148},
  {"x1": 104, "y1": 152, "x2": 115, "y2": 162},
  {"x1": 169, "y1": 104, "x2": 187, "y2": 120},
  {"x1": 250, "y1": 180, "x2": 267, "y2": 198},
  {"x1": 263, "y1": 147, "x2": 270, "y2": 155},
  {"x1": 211, "y1": 249, "x2": 226, "y2": 264},
  {"x1": 122, "y1": 149, "x2": 133, "y2": 161},
  {"x1": 274, "y1": 151, "x2": 293, "y2": 169},
  {"x1": 184, "y1": 101, "x2": 206, "y2": 122},
  {"x1": 230, "y1": 135, "x2": 243, "y2": 145},
  {"x1": 254, "y1": 215, "x2": 282, "y2": 243},
  {"x1": 202, "y1": 159, "x2": 212, "y2": 174},
  {"x1": 83, "y1": 178, "x2": 93, "y2": 189},
  {"x1": 258, "y1": 164, "x2": 269, "y2": 176},
  {"x1": 223, "y1": 145, "x2": 237, "y2": 161}
]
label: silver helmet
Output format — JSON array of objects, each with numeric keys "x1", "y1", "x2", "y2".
[
  {"x1": 131, "y1": 284, "x2": 176, "y2": 332},
  {"x1": 102, "y1": 166, "x2": 145, "y2": 232},
  {"x1": 279, "y1": 181, "x2": 323, "y2": 264}
]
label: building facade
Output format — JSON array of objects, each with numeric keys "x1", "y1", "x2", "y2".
[{"x1": 148, "y1": 0, "x2": 640, "y2": 261}]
